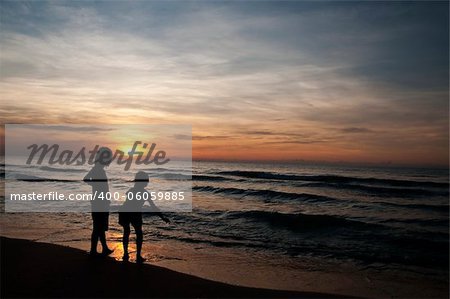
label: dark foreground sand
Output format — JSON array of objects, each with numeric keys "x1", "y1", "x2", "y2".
[{"x1": 0, "y1": 237, "x2": 344, "y2": 298}]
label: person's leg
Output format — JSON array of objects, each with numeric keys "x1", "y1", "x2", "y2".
[
  {"x1": 90, "y1": 229, "x2": 98, "y2": 254},
  {"x1": 100, "y1": 213, "x2": 113, "y2": 255},
  {"x1": 123, "y1": 224, "x2": 131, "y2": 253},
  {"x1": 99, "y1": 231, "x2": 107, "y2": 250},
  {"x1": 136, "y1": 225, "x2": 143, "y2": 256},
  {"x1": 90, "y1": 214, "x2": 99, "y2": 254},
  {"x1": 122, "y1": 224, "x2": 130, "y2": 261},
  {"x1": 135, "y1": 224, "x2": 144, "y2": 262}
]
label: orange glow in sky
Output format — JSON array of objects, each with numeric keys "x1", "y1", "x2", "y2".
[{"x1": 0, "y1": 2, "x2": 448, "y2": 167}]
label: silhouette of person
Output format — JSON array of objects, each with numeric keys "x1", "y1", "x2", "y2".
[
  {"x1": 83, "y1": 147, "x2": 114, "y2": 256},
  {"x1": 119, "y1": 171, "x2": 170, "y2": 263}
]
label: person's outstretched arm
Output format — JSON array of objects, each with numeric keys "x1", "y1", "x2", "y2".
[
  {"x1": 145, "y1": 191, "x2": 170, "y2": 223},
  {"x1": 157, "y1": 213, "x2": 170, "y2": 223}
]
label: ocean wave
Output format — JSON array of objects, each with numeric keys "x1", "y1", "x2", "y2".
[
  {"x1": 216, "y1": 170, "x2": 449, "y2": 188},
  {"x1": 380, "y1": 218, "x2": 450, "y2": 227},
  {"x1": 149, "y1": 173, "x2": 191, "y2": 180},
  {"x1": 192, "y1": 175, "x2": 233, "y2": 181},
  {"x1": 224, "y1": 210, "x2": 371, "y2": 231},
  {"x1": 374, "y1": 201, "x2": 449, "y2": 213},
  {"x1": 155, "y1": 234, "x2": 265, "y2": 249},
  {"x1": 40, "y1": 166, "x2": 86, "y2": 173},
  {"x1": 13, "y1": 174, "x2": 78, "y2": 182},
  {"x1": 193, "y1": 185, "x2": 340, "y2": 203},
  {"x1": 297, "y1": 182, "x2": 449, "y2": 197},
  {"x1": 144, "y1": 167, "x2": 189, "y2": 173},
  {"x1": 151, "y1": 173, "x2": 231, "y2": 181}
]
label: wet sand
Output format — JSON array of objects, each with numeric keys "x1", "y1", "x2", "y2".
[
  {"x1": 1, "y1": 237, "x2": 343, "y2": 298},
  {"x1": 0, "y1": 211, "x2": 448, "y2": 298}
]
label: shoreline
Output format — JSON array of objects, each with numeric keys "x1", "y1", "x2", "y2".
[
  {"x1": 0, "y1": 210, "x2": 448, "y2": 299},
  {"x1": 0, "y1": 236, "x2": 342, "y2": 298}
]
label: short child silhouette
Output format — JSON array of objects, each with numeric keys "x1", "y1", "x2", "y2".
[{"x1": 119, "y1": 171, "x2": 170, "y2": 263}]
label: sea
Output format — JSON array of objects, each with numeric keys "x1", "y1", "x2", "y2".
[{"x1": 1, "y1": 160, "x2": 449, "y2": 296}]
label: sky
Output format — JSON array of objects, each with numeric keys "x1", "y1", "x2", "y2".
[
  {"x1": 0, "y1": 1, "x2": 448, "y2": 166},
  {"x1": 5, "y1": 124, "x2": 191, "y2": 160}
]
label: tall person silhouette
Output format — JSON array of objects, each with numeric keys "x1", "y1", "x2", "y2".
[{"x1": 84, "y1": 147, "x2": 114, "y2": 256}]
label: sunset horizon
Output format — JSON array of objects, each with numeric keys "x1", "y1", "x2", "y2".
[{"x1": 1, "y1": 1, "x2": 448, "y2": 168}]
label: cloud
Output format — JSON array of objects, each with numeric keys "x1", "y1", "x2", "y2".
[
  {"x1": 192, "y1": 135, "x2": 234, "y2": 141},
  {"x1": 0, "y1": 1, "x2": 448, "y2": 165},
  {"x1": 12, "y1": 125, "x2": 116, "y2": 132},
  {"x1": 340, "y1": 127, "x2": 375, "y2": 133}
]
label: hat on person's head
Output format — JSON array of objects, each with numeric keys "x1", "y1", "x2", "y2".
[{"x1": 134, "y1": 171, "x2": 149, "y2": 182}]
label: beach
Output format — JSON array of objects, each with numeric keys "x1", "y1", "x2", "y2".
[
  {"x1": 0, "y1": 214, "x2": 448, "y2": 298},
  {"x1": 1, "y1": 236, "x2": 340, "y2": 298},
  {"x1": 1, "y1": 161, "x2": 449, "y2": 298}
]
